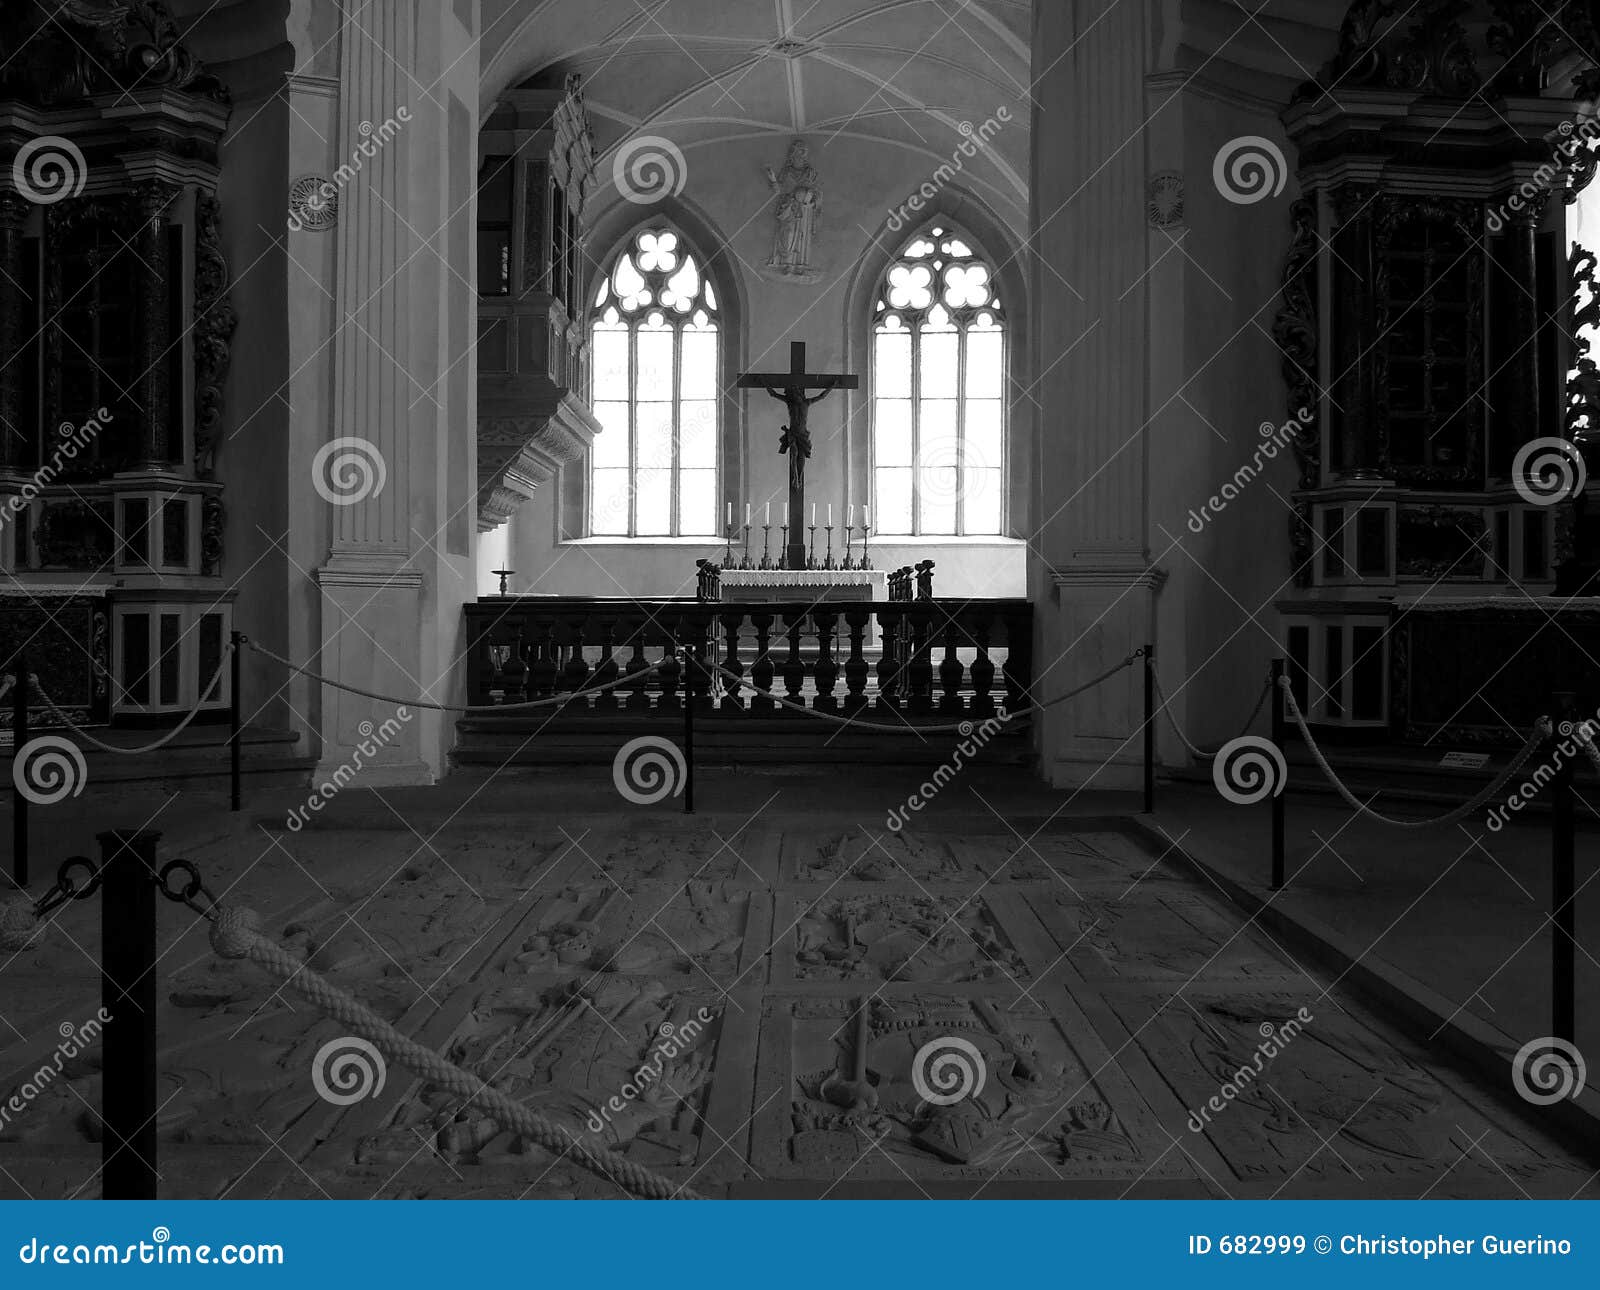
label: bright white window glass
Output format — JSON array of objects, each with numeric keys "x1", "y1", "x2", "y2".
[
  {"x1": 588, "y1": 228, "x2": 722, "y2": 536},
  {"x1": 870, "y1": 228, "x2": 1007, "y2": 535}
]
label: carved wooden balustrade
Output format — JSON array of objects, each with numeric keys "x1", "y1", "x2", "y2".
[{"x1": 463, "y1": 597, "x2": 1032, "y2": 723}]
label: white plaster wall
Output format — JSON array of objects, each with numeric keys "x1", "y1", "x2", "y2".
[{"x1": 506, "y1": 132, "x2": 1029, "y2": 601}]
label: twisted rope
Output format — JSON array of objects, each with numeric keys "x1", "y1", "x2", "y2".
[
  {"x1": 207, "y1": 907, "x2": 699, "y2": 1200},
  {"x1": 1576, "y1": 722, "x2": 1600, "y2": 778},
  {"x1": 1280, "y1": 678, "x2": 1553, "y2": 829},
  {"x1": 28, "y1": 646, "x2": 232, "y2": 755},
  {"x1": 1152, "y1": 669, "x2": 1271, "y2": 760},
  {"x1": 0, "y1": 673, "x2": 13, "y2": 704},
  {"x1": 244, "y1": 639, "x2": 665, "y2": 714}
]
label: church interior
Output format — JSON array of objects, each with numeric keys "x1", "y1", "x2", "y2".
[{"x1": 1, "y1": 0, "x2": 1599, "y2": 1202}]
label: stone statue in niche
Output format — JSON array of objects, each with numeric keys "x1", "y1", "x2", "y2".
[{"x1": 763, "y1": 139, "x2": 821, "y2": 282}]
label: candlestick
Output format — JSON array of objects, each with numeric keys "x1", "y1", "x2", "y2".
[
  {"x1": 859, "y1": 522, "x2": 873, "y2": 571},
  {"x1": 780, "y1": 524, "x2": 789, "y2": 569},
  {"x1": 723, "y1": 522, "x2": 734, "y2": 569},
  {"x1": 759, "y1": 523, "x2": 773, "y2": 569},
  {"x1": 822, "y1": 524, "x2": 836, "y2": 571},
  {"x1": 491, "y1": 568, "x2": 515, "y2": 596},
  {"x1": 806, "y1": 524, "x2": 818, "y2": 570},
  {"x1": 842, "y1": 525, "x2": 855, "y2": 570},
  {"x1": 740, "y1": 522, "x2": 752, "y2": 569}
]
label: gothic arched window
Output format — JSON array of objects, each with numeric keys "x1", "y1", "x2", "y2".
[
  {"x1": 872, "y1": 226, "x2": 1005, "y2": 535},
  {"x1": 589, "y1": 227, "x2": 720, "y2": 536}
]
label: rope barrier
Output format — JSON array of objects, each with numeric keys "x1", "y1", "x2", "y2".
[
  {"x1": 0, "y1": 673, "x2": 13, "y2": 704},
  {"x1": 197, "y1": 904, "x2": 699, "y2": 1199},
  {"x1": 1280, "y1": 677, "x2": 1553, "y2": 829},
  {"x1": 1034, "y1": 650, "x2": 1144, "y2": 713},
  {"x1": 1152, "y1": 669, "x2": 1271, "y2": 760},
  {"x1": 1576, "y1": 722, "x2": 1600, "y2": 778},
  {"x1": 27, "y1": 645, "x2": 234, "y2": 756},
  {"x1": 242, "y1": 638, "x2": 665, "y2": 714}
]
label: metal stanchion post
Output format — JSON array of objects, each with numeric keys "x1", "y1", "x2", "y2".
[
  {"x1": 1143, "y1": 644, "x2": 1155, "y2": 815},
  {"x1": 682, "y1": 645, "x2": 695, "y2": 815},
  {"x1": 229, "y1": 631, "x2": 242, "y2": 812},
  {"x1": 1552, "y1": 693, "x2": 1576, "y2": 1045},
  {"x1": 1271, "y1": 658, "x2": 1286, "y2": 891},
  {"x1": 98, "y1": 829, "x2": 160, "y2": 1199},
  {"x1": 12, "y1": 650, "x2": 27, "y2": 889}
]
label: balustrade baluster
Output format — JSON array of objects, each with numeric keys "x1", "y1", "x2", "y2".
[
  {"x1": 969, "y1": 610, "x2": 996, "y2": 718},
  {"x1": 529, "y1": 616, "x2": 558, "y2": 696},
  {"x1": 592, "y1": 616, "x2": 619, "y2": 710},
  {"x1": 938, "y1": 620, "x2": 964, "y2": 716},
  {"x1": 750, "y1": 611, "x2": 776, "y2": 714},
  {"x1": 500, "y1": 623, "x2": 528, "y2": 703},
  {"x1": 907, "y1": 607, "x2": 934, "y2": 716},
  {"x1": 720, "y1": 611, "x2": 745, "y2": 712},
  {"x1": 843, "y1": 608, "x2": 869, "y2": 713},
  {"x1": 875, "y1": 605, "x2": 901, "y2": 713},
  {"x1": 623, "y1": 628, "x2": 650, "y2": 712},
  {"x1": 813, "y1": 609, "x2": 840, "y2": 713},
  {"x1": 657, "y1": 637, "x2": 682, "y2": 713},
  {"x1": 782, "y1": 612, "x2": 806, "y2": 709},
  {"x1": 563, "y1": 614, "x2": 591, "y2": 695}
]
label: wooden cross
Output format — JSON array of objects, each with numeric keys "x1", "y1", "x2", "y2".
[{"x1": 736, "y1": 341, "x2": 858, "y2": 570}]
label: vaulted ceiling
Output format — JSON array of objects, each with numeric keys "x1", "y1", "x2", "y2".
[{"x1": 479, "y1": 0, "x2": 1032, "y2": 205}]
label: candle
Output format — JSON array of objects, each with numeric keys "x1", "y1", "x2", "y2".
[
  {"x1": 848, "y1": 504, "x2": 855, "y2": 526},
  {"x1": 864, "y1": 504, "x2": 871, "y2": 527},
  {"x1": 745, "y1": 503, "x2": 751, "y2": 526},
  {"x1": 726, "y1": 501, "x2": 732, "y2": 527},
  {"x1": 827, "y1": 504, "x2": 833, "y2": 526},
  {"x1": 765, "y1": 501, "x2": 771, "y2": 525},
  {"x1": 811, "y1": 503, "x2": 816, "y2": 526}
]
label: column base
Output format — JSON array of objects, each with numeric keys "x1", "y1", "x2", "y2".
[{"x1": 313, "y1": 558, "x2": 434, "y2": 786}]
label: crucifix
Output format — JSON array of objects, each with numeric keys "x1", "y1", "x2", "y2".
[{"x1": 736, "y1": 341, "x2": 858, "y2": 570}]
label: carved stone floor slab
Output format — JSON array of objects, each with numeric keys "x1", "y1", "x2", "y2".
[
  {"x1": 4, "y1": 812, "x2": 1594, "y2": 1199},
  {"x1": 751, "y1": 990, "x2": 1188, "y2": 1188},
  {"x1": 1099, "y1": 985, "x2": 1594, "y2": 1195},
  {"x1": 1021, "y1": 887, "x2": 1297, "y2": 983}
]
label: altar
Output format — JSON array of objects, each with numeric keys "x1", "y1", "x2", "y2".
[{"x1": 717, "y1": 568, "x2": 887, "y2": 604}]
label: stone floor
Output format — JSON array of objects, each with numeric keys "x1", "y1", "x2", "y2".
[{"x1": 0, "y1": 772, "x2": 1596, "y2": 1200}]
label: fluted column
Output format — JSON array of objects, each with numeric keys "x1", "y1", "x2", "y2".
[
  {"x1": 1031, "y1": 0, "x2": 1159, "y2": 787},
  {"x1": 0, "y1": 193, "x2": 26, "y2": 474},
  {"x1": 313, "y1": 0, "x2": 429, "y2": 784}
]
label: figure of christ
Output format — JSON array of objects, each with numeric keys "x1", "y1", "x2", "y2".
[{"x1": 769, "y1": 383, "x2": 835, "y2": 496}]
